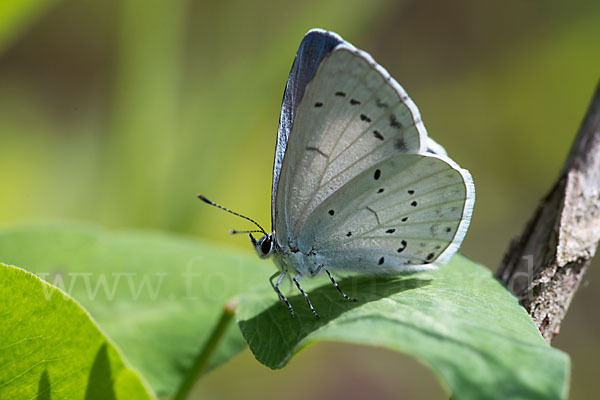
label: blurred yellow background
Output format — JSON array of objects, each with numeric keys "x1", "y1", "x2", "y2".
[{"x1": 1, "y1": 0, "x2": 598, "y2": 399}]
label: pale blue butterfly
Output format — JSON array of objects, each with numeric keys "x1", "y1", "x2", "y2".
[{"x1": 200, "y1": 29, "x2": 475, "y2": 318}]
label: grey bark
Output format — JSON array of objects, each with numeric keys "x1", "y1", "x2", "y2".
[{"x1": 496, "y1": 80, "x2": 600, "y2": 343}]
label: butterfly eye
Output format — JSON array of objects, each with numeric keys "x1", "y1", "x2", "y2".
[{"x1": 260, "y1": 236, "x2": 272, "y2": 255}]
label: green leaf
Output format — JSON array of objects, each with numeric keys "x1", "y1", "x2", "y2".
[
  {"x1": 0, "y1": 263, "x2": 153, "y2": 399},
  {"x1": 0, "y1": 222, "x2": 274, "y2": 396},
  {"x1": 237, "y1": 255, "x2": 570, "y2": 400},
  {"x1": 0, "y1": 222, "x2": 572, "y2": 398}
]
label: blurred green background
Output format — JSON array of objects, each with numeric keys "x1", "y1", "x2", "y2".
[{"x1": 1, "y1": 0, "x2": 598, "y2": 399}]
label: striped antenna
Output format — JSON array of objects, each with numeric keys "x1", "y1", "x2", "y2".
[{"x1": 197, "y1": 194, "x2": 267, "y2": 235}]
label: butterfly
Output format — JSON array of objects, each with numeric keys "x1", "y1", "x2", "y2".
[{"x1": 199, "y1": 28, "x2": 475, "y2": 318}]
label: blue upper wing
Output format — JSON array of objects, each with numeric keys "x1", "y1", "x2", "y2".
[{"x1": 271, "y1": 29, "x2": 344, "y2": 230}]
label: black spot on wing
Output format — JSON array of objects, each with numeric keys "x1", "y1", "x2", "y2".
[
  {"x1": 346, "y1": 232, "x2": 352, "y2": 237},
  {"x1": 411, "y1": 201, "x2": 418, "y2": 207},
  {"x1": 395, "y1": 138, "x2": 407, "y2": 151},
  {"x1": 426, "y1": 253, "x2": 435, "y2": 261},
  {"x1": 401, "y1": 217, "x2": 408, "y2": 222},
  {"x1": 374, "y1": 169, "x2": 381, "y2": 180},
  {"x1": 314, "y1": 102, "x2": 323, "y2": 108},
  {"x1": 328, "y1": 209, "x2": 335, "y2": 216},
  {"x1": 397, "y1": 240, "x2": 407, "y2": 253},
  {"x1": 386, "y1": 228, "x2": 396, "y2": 234},
  {"x1": 360, "y1": 114, "x2": 372, "y2": 123},
  {"x1": 377, "y1": 188, "x2": 384, "y2": 194},
  {"x1": 350, "y1": 98, "x2": 360, "y2": 105},
  {"x1": 390, "y1": 114, "x2": 403, "y2": 129},
  {"x1": 408, "y1": 190, "x2": 415, "y2": 195},
  {"x1": 378, "y1": 257, "x2": 385, "y2": 265},
  {"x1": 373, "y1": 130, "x2": 384, "y2": 140},
  {"x1": 376, "y1": 98, "x2": 388, "y2": 108},
  {"x1": 335, "y1": 91, "x2": 346, "y2": 97}
]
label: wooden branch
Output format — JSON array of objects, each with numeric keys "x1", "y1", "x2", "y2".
[{"x1": 496, "y1": 80, "x2": 600, "y2": 343}]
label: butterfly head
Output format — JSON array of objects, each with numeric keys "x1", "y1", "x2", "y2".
[{"x1": 250, "y1": 232, "x2": 274, "y2": 259}]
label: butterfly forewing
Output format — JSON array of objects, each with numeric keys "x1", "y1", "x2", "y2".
[
  {"x1": 298, "y1": 153, "x2": 473, "y2": 274},
  {"x1": 273, "y1": 30, "x2": 343, "y2": 229},
  {"x1": 275, "y1": 45, "x2": 427, "y2": 244}
]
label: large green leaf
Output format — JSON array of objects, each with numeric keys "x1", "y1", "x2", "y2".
[
  {"x1": 0, "y1": 263, "x2": 153, "y2": 399},
  {"x1": 237, "y1": 255, "x2": 570, "y2": 400},
  {"x1": 0, "y1": 222, "x2": 571, "y2": 399},
  {"x1": 0, "y1": 222, "x2": 274, "y2": 396}
]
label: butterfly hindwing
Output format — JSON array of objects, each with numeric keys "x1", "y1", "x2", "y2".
[
  {"x1": 275, "y1": 44, "x2": 428, "y2": 244},
  {"x1": 297, "y1": 153, "x2": 474, "y2": 274}
]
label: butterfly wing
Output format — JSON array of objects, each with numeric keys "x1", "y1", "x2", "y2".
[
  {"x1": 274, "y1": 43, "x2": 429, "y2": 247},
  {"x1": 272, "y1": 29, "x2": 344, "y2": 230},
  {"x1": 298, "y1": 153, "x2": 475, "y2": 274}
]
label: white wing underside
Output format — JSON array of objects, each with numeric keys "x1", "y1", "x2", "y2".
[
  {"x1": 302, "y1": 153, "x2": 472, "y2": 273},
  {"x1": 274, "y1": 44, "x2": 474, "y2": 274}
]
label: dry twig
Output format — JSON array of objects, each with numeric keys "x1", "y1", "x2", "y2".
[{"x1": 497, "y1": 81, "x2": 600, "y2": 343}]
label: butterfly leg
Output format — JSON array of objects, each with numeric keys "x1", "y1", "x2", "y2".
[
  {"x1": 270, "y1": 271, "x2": 286, "y2": 304},
  {"x1": 270, "y1": 270, "x2": 295, "y2": 318},
  {"x1": 323, "y1": 267, "x2": 357, "y2": 302},
  {"x1": 292, "y1": 275, "x2": 320, "y2": 319}
]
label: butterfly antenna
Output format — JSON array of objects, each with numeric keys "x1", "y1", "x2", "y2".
[
  {"x1": 230, "y1": 229, "x2": 264, "y2": 235},
  {"x1": 197, "y1": 194, "x2": 267, "y2": 235}
]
